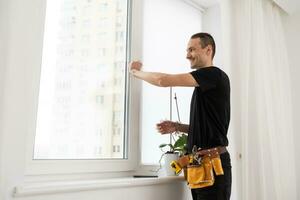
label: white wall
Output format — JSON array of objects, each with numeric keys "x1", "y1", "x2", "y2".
[
  {"x1": 283, "y1": 11, "x2": 300, "y2": 200},
  {"x1": 0, "y1": 0, "x2": 8, "y2": 197},
  {"x1": 13, "y1": 181, "x2": 191, "y2": 200},
  {"x1": 0, "y1": 0, "x2": 46, "y2": 199},
  {"x1": 202, "y1": 5, "x2": 222, "y2": 68}
]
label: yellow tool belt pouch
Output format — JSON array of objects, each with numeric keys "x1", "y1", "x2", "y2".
[
  {"x1": 211, "y1": 156, "x2": 224, "y2": 175},
  {"x1": 186, "y1": 156, "x2": 224, "y2": 189}
]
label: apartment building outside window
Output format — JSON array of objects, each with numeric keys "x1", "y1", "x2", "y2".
[{"x1": 34, "y1": 0, "x2": 129, "y2": 160}]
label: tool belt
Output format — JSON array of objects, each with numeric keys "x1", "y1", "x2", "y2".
[{"x1": 170, "y1": 146, "x2": 227, "y2": 189}]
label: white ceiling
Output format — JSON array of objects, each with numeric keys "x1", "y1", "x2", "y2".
[
  {"x1": 181, "y1": 0, "x2": 220, "y2": 12},
  {"x1": 188, "y1": 0, "x2": 300, "y2": 14},
  {"x1": 192, "y1": 0, "x2": 220, "y2": 8},
  {"x1": 186, "y1": 0, "x2": 300, "y2": 14},
  {"x1": 273, "y1": 0, "x2": 300, "y2": 14}
]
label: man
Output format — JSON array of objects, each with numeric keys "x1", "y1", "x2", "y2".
[{"x1": 130, "y1": 32, "x2": 231, "y2": 200}]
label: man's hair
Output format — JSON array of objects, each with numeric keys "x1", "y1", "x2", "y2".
[{"x1": 191, "y1": 32, "x2": 216, "y2": 59}]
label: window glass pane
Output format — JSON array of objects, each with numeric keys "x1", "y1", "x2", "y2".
[
  {"x1": 141, "y1": 0, "x2": 202, "y2": 164},
  {"x1": 34, "y1": 0, "x2": 128, "y2": 159}
]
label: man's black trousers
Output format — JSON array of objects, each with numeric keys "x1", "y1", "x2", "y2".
[{"x1": 191, "y1": 152, "x2": 232, "y2": 200}]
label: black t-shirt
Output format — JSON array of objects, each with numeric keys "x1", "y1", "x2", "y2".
[{"x1": 188, "y1": 66, "x2": 230, "y2": 152}]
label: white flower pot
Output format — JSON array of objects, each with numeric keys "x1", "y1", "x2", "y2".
[{"x1": 161, "y1": 152, "x2": 179, "y2": 176}]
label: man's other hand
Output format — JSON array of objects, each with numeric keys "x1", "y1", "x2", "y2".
[{"x1": 156, "y1": 120, "x2": 177, "y2": 134}]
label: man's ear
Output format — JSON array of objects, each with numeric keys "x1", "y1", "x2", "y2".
[{"x1": 206, "y1": 45, "x2": 212, "y2": 56}]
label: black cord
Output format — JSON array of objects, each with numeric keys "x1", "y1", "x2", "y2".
[{"x1": 174, "y1": 93, "x2": 181, "y2": 123}]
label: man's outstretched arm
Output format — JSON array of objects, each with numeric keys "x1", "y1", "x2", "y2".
[{"x1": 130, "y1": 61, "x2": 198, "y2": 87}]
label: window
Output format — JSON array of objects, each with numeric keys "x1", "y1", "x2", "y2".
[
  {"x1": 112, "y1": 145, "x2": 121, "y2": 153},
  {"x1": 95, "y1": 95, "x2": 104, "y2": 104},
  {"x1": 140, "y1": 0, "x2": 202, "y2": 164},
  {"x1": 34, "y1": 0, "x2": 129, "y2": 160}
]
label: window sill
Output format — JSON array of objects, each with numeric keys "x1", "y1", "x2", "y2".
[{"x1": 14, "y1": 176, "x2": 185, "y2": 197}]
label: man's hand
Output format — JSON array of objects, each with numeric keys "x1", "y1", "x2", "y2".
[
  {"x1": 130, "y1": 61, "x2": 142, "y2": 76},
  {"x1": 156, "y1": 120, "x2": 177, "y2": 134}
]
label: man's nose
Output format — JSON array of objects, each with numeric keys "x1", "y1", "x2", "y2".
[{"x1": 186, "y1": 52, "x2": 191, "y2": 59}]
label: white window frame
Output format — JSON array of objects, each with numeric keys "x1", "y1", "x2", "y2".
[{"x1": 24, "y1": 0, "x2": 143, "y2": 176}]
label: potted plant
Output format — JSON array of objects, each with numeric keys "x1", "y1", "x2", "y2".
[{"x1": 158, "y1": 132, "x2": 188, "y2": 176}]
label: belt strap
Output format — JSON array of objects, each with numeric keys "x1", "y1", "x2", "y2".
[{"x1": 196, "y1": 146, "x2": 227, "y2": 157}]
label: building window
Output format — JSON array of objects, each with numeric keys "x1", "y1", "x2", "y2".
[
  {"x1": 113, "y1": 127, "x2": 121, "y2": 135},
  {"x1": 34, "y1": 0, "x2": 129, "y2": 160},
  {"x1": 112, "y1": 145, "x2": 121, "y2": 153},
  {"x1": 95, "y1": 95, "x2": 104, "y2": 104}
]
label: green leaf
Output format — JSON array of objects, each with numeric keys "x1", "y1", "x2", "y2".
[
  {"x1": 159, "y1": 143, "x2": 174, "y2": 150},
  {"x1": 173, "y1": 134, "x2": 187, "y2": 148},
  {"x1": 159, "y1": 144, "x2": 168, "y2": 148}
]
